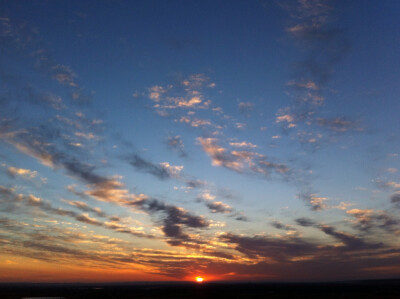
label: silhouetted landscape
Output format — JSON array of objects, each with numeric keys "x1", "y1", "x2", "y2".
[{"x1": 1, "y1": 280, "x2": 400, "y2": 299}]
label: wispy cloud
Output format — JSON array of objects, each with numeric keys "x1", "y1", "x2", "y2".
[
  {"x1": 1, "y1": 186, "x2": 152, "y2": 239},
  {"x1": 197, "y1": 192, "x2": 233, "y2": 214},
  {"x1": 276, "y1": 0, "x2": 357, "y2": 148},
  {"x1": 391, "y1": 193, "x2": 400, "y2": 208},
  {"x1": 166, "y1": 135, "x2": 186, "y2": 157},
  {"x1": 64, "y1": 200, "x2": 107, "y2": 218},
  {"x1": 238, "y1": 101, "x2": 254, "y2": 116},
  {"x1": 130, "y1": 197, "x2": 208, "y2": 246},
  {"x1": 197, "y1": 137, "x2": 290, "y2": 179},
  {"x1": 7, "y1": 166, "x2": 37, "y2": 179},
  {"x1": 128, "y1": 154, "x2": 175, "y2": 180},
  {"x1": 298, "y1": 191, "x2": 328, "y2": 211},
  {"x1": 346, "y1": 209, "x2": 399, "y2": 233},
  {"x1": 229, "y1": 141, "x2": 257, "y2": 149},
  {"x1": 147, "y1": 74, "x2": 213, "y2": 112}
]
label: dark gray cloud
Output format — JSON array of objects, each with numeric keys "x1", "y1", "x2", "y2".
[
  {"x1": 319, "y1": 225, "x2": 382, "y2": 251},
  {"x1": 0, "y1": 185, "x2": 14, "y2": 197},
  {"x1": 128, "y1": 154, "x2": 171, "y2": 180},
  {"x1": 346, "y1": 209, "x2": 399, "y2": 233},
  {"x1": 295, "y1": 217, "x2": 316, "y2": 227},
  {"x1": 127, "y1": 153, "x2": 206, "y2": 190},
  {"x1": 22, "y1": 240, "x2": 86, "y2": 257},
  {"x1": 204, "y1": 201, "x2": 232, "y2": 214},
  {"x1": 0, "y1": 217, "x2": 25, "y2": 232},
  {"x1": 185, "y1": 179, "x2": 205, "y2": 189},
  {"x1": 222, "y1": 221, "x2": 384, "y2": 265},
  {"x1": 221, "y1": 233, "x2": 317, "y2": 261},
  {"x1": 232, "y1": 213, "x2": 248, "y2": 222},
  {"x1": 271, "y1": 220, "x2": 294, "y2": 231},
  {"x1": 130, "y1": 197, "x2": 208, "y2": 245},
  {"x1": 295, "y1": 217, "x2": 384, "y2": 251},
  {"x1": 391, "y1": 193, "x2": 400, "y2": 208},
  {"x1": 298, "y1": 191, "x2": 327, "y2": 211}
]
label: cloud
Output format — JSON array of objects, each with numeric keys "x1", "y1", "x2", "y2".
[
  {"x1": 205, "y1": 201, "x2": 232, "y2": 214},
  {"x1": 298, "y1": 192, "x2": 327, "y2": 211},
  {"x1": 1, "y1": 186, "x2": 152, "y2": 239},
  {"x1": 65, "y1": 200, "x2": 107, "y2": 218},
  {"x1": 148, "y1": 85, "x2": 167, "y2": 102},
  {"x1": 238, "y1": 102, "x2": 254, "y2": 115},
  {"x1": 346, "y1": 209, "x2": 399, "y2": 233},
  {"x1": 166, "y1": 135, "x2": 186, "y2": 157},
  {"x1": 147, "y1": 74, "x2": 213, "y2": 112},
  {"x1": 51, "y1": 64, "x2": 77, "y2": 87},
  {"x1": 128, "y1": 154, "x2": 175, "y2": 180},
  {"x1": 130, "y1": 197, "x2": 208, "y2": 245},
  {"x1": 185, "y1": 179, "x2": 206, "y2": 189},
  {"x1": 275, "y1": 0, "x2": 356, "y2": 147},
  {"x1": 316, "y1": 117, "x2": 357, "y2": 132},
  {"x1": 75, "y1": 213, "x2": 102, "y2": 226},
  {"x1": 378, "y1": 180, "x2": 400, "y2": 190},
  {"x1": 295, "y1": 217, "x2": 316, "y2": 227},
  {"x1": 0, "y1": 185, "x2": 15, "y2": 197},
  {"x1": 287, "y1": 79, "x2": 319, "y2": 90},
  {"x1": 229, "y1": 141, "x2": 257, "y2": 148},
  {"x1": 179, "y1": 116, "x2": 212, "y2": 128},
  {"x1": 391, "y1": 193, "x2": 400, "y2": 208},
  {"x1": 320, "y1": 224, "x2": 383, "y2": 250},
  {"x1": 74, "y1": 131, "x2": 97, "y2": 140},
  {"x1": 126, "y1": 153, "x2": 205, "y2": 191},
  {"x1": 295, "y1": 216, "x2": 384, "y2": 251},
  {"x1": 198, "y1": 137, "x2": 242, "y2": 171},
  {"x1": 197, "y1": 137, "x2": 290, "y2": 179},
  {"x1": 6, "y1": 166, "x2": 37, "y2": 179},
  {"x1": 221, "y1": 233, "x2": 318, "y2": 261},
  {"x1": 271, "y1": 221, "x2": 295, "y2": 231}
]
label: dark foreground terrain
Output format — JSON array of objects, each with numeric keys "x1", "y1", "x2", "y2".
[{"x1": 0, "y1": 279, "x2": 399, "y2": 299}]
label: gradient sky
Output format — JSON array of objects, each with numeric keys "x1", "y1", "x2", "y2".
[{"x1": 0, "y1": 0, "x2": 399, "y2": 283}]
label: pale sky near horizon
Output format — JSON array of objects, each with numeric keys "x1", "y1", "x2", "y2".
[{"x1": 0, "y1": 0, "x2": 399, "y2": 282}]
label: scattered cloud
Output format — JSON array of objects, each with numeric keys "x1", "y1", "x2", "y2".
[
  {"x1": 128, "y1": 154, "x2": 173, "y2": 180},
  {"x1": 166, "y1": 135, "x2": 186, "y2": 157},
  {"x1": 197, "y1": 137, "x2": 290, "y2": 179},
  {"x1": 238, "y1": 102, "x2": 254, "y2": 115},
  {"x1": 7, "y1": 166, "x2": 37, "y2": 179},
  {"x1": 298, "y1": 192, "x2": 328, "y2": 211},
  {"x1": 130, "y1": 197, "x2": 208, "y2": 246},
  {"x1": 229, "y1": 141, "x2": 257, "y2": 148},
  {"x1": 346, "y1": 208, "x2": 399, "y2": 233}
]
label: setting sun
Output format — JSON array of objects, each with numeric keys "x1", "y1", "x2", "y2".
[{"x1": 195, "y1": 276, "x2": 204, "y2": 283}]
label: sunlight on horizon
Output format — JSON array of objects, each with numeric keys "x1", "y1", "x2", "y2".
[{"x1": 195, "y1": 276, "x2": 204, "y2": 283}]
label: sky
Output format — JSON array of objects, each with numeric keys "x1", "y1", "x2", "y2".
[{"x1": 0, "y1": 0, "x2": 399, "y2": 283}]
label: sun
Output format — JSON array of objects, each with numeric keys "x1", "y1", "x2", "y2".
[{"x1": 195, "y1": 276, "x2": 204, "y2": 283}]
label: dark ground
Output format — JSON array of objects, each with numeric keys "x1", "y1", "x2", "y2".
[{"x1": 0, "y1": 279, "x2": 399, "y2": 299}]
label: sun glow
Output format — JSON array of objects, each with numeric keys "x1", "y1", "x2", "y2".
[{"x1": 195, "y1": 276, "x2": 204, "y2": 283}]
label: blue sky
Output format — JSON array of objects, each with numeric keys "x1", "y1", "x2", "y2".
[{"x1": 0, "y1": 0, "x2": 399, "y2": 282}]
